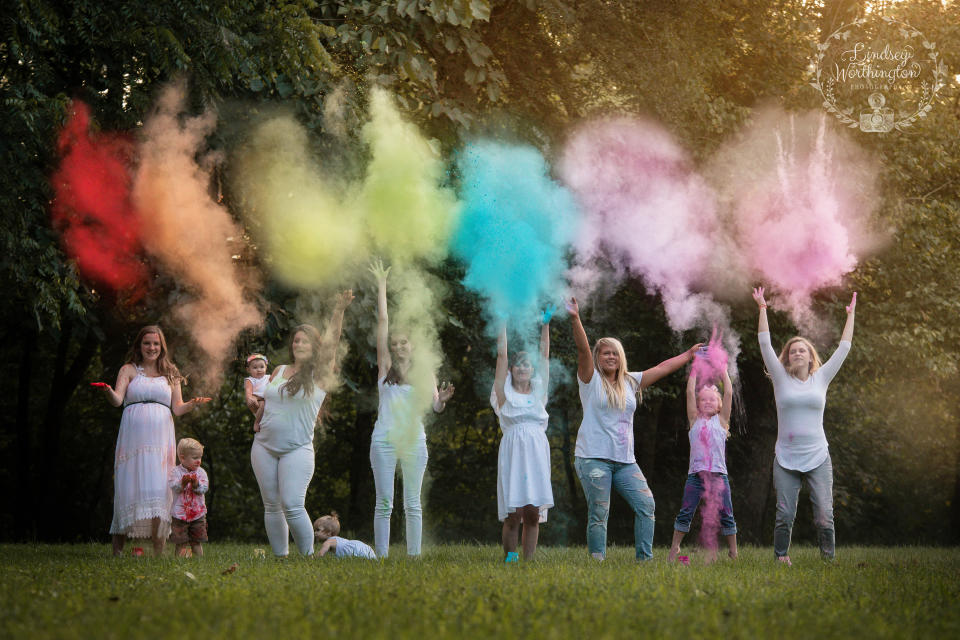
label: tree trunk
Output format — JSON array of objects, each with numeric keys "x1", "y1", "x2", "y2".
[
  {"x1": 14, "y1": 323, "x2": 37, "y2": 540},
  {"x1": 38, "y1": 318, "x2": 98, "y2": 540}
]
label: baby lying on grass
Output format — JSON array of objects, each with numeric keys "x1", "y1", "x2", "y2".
[{"x1": 313, "y1": 512, "x2": 377, "y2": 559}]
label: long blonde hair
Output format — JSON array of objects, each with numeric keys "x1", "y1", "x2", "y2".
[
  {"x1": 593, "y1": 337, "x2": 640, "y2": 410},
  {"x1": 777, "y1": 336, "x2": 822, "y2": 378}
]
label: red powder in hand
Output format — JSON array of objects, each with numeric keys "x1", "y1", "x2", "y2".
[{"x1": 50, "y1": 101, "x2": 147, "y2": 298}]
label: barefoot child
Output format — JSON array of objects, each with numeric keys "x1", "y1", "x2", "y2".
[
  {"x1": 244, "y1": 353, "x2": 269, "y2": 417},
  {"x1": 668, "y1": 368, "x2": 738, "y2": 562},
  {"x1": 313, "y1": 512, "x2": 377, "y2": 559},
  {"x1": 169, "y1": 438, "x2": 209, "y2": 557}
]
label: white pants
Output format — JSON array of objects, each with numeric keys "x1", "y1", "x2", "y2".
[
  {"x1": 250, "y1": 440, "x2": 315, "y2": 557},
  {"x1": 370, "y1": 439, "x2": 427, "y2": 557}
]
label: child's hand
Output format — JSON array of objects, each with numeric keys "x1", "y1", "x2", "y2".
[{"x1": 181, "y1": 475, "x2": 193, "y2": 488}]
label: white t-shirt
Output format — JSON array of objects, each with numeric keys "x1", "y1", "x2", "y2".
[
  {"x1": 372, "y1": 376, "x2": 425, "y2": 444},
  {"x1": 575, "y1": 371, "x2": 643, "y2": 463},
  {"x1": 255, "y1": 365, "x2": 326, "y2": 454},
  {"x1": 331, "y1": 536, "x2": 377, "y2": 559},
  {"x1": 758, "y1": 332, "x2": 850, "y2": 472},
  {"x1": 688, "y1": 414, "x2": 728, "y2": 475},
  {"x1": 247, "y1": 375, "x2": 269, "y2": 398}
]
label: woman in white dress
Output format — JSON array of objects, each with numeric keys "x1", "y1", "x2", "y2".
[
  {"x1": 492, "y1": 320, "x2": 554, "y2": 561},
  {"x1": 98, "y1": 325, "x2": 210, "y2": 556}
]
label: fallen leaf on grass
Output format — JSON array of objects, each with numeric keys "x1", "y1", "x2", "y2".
[
  {"x1": 222, "y1": 563, "x2": 238, "y2": 575},
  {"x1": 184, "y1": 571, "x2": 197, "y2": 581}
]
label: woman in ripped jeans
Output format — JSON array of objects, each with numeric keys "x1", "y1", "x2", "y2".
[{"x1": 567, "y1": 297, "x2": 701, "y2": 561}]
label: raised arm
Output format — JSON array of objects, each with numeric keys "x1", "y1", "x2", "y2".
[
  {"x1": 640, "y1": 344, "x2": 700, "y2": 389},
  {"x1": 686, "y1": 372, "x2": 698, "y2": 426},
  {"x1": 753, "y1": 286, "x2": 769, "y2": 333},
  {"x1": 720, "y1": 368, "x2": 733, "y2": 428},
  {"x1": 753, "y1": 286, "x2": 784, "y2": 378},
  {"x1": 818, "y1": 293, "x2": 856, "y2": 384},
  {"x1": 567, "y1": 297, "x2": 594, "y2": 383},
  {"x1": 322, "y1": 289, "x2": 354, "y2": 373},
  {"x1": 369, "y1": 259, "x2": 391, "y2": 379},
  {"x1": 841, "y1": 292, "x2": 856, "y2": 343},
  {"x1": 493, "y1": 325, "x2": 508, "y2": 409},
  {"x1": 539, "y1": 315, "x2": 550, "y2": 394}
]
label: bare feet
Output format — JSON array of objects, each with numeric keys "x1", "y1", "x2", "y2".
[
  {"x1": 777, "y1": 555, "x2": 792, "y2": 566},
  {"x1": 667, "y1": 546, "x2": 680, "y2": 563}
]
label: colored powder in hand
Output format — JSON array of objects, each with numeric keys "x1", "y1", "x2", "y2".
[
  {"x1": 697, "y1": 468, "x2": 723, "y2": 556},
  {"x1": 690, "y1": 327, "x2": 729, "y2": 387},
  {"x1": 132, "y1": 83, "x2": 262, "y2": 387},
  {"x1": 50, "y1": 101, "x2": 148, "y2": 297},
  {"x1": 559, "y1": 118, "x2": 727, "y2": 333},
  {"x1": 232, "y1": 114, "x2": 365, "y2": 288},
  {"x1": 452, "y1": 140, "x2": 579, "y2": 329},
  {"x1": 708, "y1": 109, "x2": 881, "y2": 331},
  {"x1": 358, "y1": 88, "x2": 459, "y2": 265}
]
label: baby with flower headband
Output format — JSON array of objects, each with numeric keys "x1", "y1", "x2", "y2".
[{"x1": 244, "y1": 353, "x2": 269, "y2": 418}]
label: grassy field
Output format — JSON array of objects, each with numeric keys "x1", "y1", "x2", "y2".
[{"x1": 2, "y1": 543, "x2": 958, "y2": 639}]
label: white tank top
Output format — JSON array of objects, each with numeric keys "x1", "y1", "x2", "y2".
[{"x1": 255, "y1": 365, "x2": 326, "y2": 454}]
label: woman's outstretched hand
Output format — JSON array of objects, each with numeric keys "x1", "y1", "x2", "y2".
[
  {"x1": 846, "y1": 292, "x2": 857, "y2": 314},
  {"x1": 438, "y1": 381, "x2": 456, "y2": 403},
  {"x1": 336, "y1": 289, "x2": 355, "y2": 310},
  {"x1": 565, "y1": 297, "x2": 580, "y2": 318},
  {"x1": 752, "y1": 286, "x2": 767, "y2": 309},
  {"x1": 368, "y1": 258, "x2": 390, "y2": 285}
]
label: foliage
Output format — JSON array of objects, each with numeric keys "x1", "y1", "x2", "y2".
[{"x1": 2, "y1": 0, "x2": 960, "y2": 546}]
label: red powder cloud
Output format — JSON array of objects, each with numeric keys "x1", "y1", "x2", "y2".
[{"x1": 50, "y1": 101, "x2": 147, "y2": 298}]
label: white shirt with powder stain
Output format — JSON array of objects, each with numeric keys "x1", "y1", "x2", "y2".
[
  {"x1": 575, "y1": 371, "x2": 643, "y2": 464},
  {"x1": 758, "y1": 331, "x2": 851, "y2": 472}
]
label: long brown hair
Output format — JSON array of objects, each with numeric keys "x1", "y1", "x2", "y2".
[
  {"x1": 126, "y1": 325, "x2": 182, "y2": 384},
  {"x1": 384, "y1": 330, "x2": 411, "y2": 386},
  {"x1": 282, "y1": 324, "x2": 325, "y2": 397}
]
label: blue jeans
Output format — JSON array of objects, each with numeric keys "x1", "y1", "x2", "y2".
[
  {"x1": 773, "y1": 456, "x2": 834, "y2": 559},
  {"x1": 673, "y1": 472, "x2": 737, "y2": 536},
  {"x1": 574, "y1": 457, "x2": 656, "y2": 560}
]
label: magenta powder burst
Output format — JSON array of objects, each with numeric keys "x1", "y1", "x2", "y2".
[{"x1": 559, "y1": 117, "x2": 728, "y2": 333}]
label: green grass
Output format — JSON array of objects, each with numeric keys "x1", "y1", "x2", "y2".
[{"x1": 2, "y1": 544, "x2": 958, "y2": 639}]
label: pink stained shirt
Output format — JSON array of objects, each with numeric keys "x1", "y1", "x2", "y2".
[
  {"x1": 687, "y1": 414, "x2": 728, "y2": 475},
  {"x1": 168, "y1": 464, "x2": 209, "y2": 522}
]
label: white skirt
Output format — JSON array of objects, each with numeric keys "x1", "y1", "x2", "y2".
[
  {"x1": 109, "y1": 403, "x2": 176, "y2": 538},
  {"x1": 497, "y1": 422, "x2": 554, "y2": 522}
]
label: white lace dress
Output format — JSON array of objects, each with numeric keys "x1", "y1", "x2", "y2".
[
  {"x1": 492, "y1": 373, "x2": 554, "y2": 522},
  {"x1": 109, "y1": 366, "x2": 177, "y2": 539}
]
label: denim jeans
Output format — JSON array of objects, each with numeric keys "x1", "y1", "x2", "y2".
[
  {"x1": 673, "y1": 472, "x2": 737, "y2": 536},
  {"x1": 773, "y1": 456, "x2": 834, "y2": 559},
  {"x1": 574, "y1": 457, "x2": 656, "y2": 560}
]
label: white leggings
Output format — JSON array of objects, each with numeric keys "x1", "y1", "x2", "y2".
[
  {"x1": 370, "y1": 439, "x2": 427, "y2": 557},
  {"x1": 250, "y1": 440, "x2": 315, "y2": 557}
]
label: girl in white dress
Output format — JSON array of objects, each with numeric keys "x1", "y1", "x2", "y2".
[
  {"x1": 97, "y1": 325, "x2": 210, "y2": 556},
  {"x1": 492, "y1": 321, "x2": 554, "y2": 561},
  {"x1": 368, "y1": 260, "x2": 454, "y2": 557}
]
